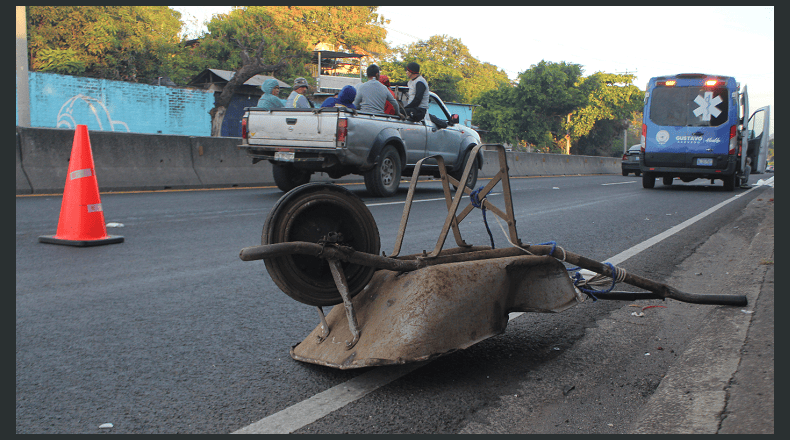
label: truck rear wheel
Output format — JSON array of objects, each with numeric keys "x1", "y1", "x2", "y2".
[
  {"x1": 272, "y1": 163, "x2": 311, "y2": 192},
  {"x1": 364, "y1": 145, "x2": 401, "y2": 197}
]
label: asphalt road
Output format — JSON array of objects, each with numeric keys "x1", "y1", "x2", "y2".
[{"x1": 15, "y1": 174, "x2": 773, "y2": 434}]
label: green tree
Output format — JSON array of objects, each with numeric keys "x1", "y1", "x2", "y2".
[
  {"x1": 197, "y1": 8, "x2": 313, "y2": 135},
  {"x1": 27, "y1": 6, "x2": 183, "y2": 82},
  {"x1": 566, "y1": 72, "x2": 644, "y2": 155},
  {"x1": 379, "y1": 35, "x2": 509, "y2": 104},
  {"x1": 261, "y1": 6, "x2": 389, "y2": 57},
  {"x1": 474, "y1": 61, "x2": 643, "y2": 154},
  {"x1": 472, "y1": 84, "x2": 522, "y2": 146}
]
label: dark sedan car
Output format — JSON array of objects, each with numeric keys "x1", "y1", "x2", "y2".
[{"x1": 621, "y1": 144, "x2": 641, "y2": 176}]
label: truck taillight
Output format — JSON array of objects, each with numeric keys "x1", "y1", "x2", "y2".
[
  {"x1": 337, "y1": 118, "x2": 348, "y2": 144},
  {"x1": 729, "y1": 125, "x2": 737, "y2": 155},
  {"x1": 241, "y1": 118, "x2": 247, "y2": 139},
  {"x1": 640, "y1": 123, "x2": 646, "y2": 153}
]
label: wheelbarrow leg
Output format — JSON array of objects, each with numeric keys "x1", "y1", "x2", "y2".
[
  {"x1": 327, "y1": 259, "x2": 361, "y2": 349},
  {"x1": 316, "y1": 306, "x2": 330, "y2": 342}
]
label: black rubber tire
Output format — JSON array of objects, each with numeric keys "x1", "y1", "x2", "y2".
[
  {"x1": 364, "y1": 145, "x2": 401, "y2": 197},
  {"x1": 272, "y1": 163, "x2": 311, "y2": 193},
  {"x1": 723, "y1": 172, "x2": 737, "y2": 191},
  {"x1": 663, "y1": 176, "x2": 674, "y2": 186},
  {"x1": 642, "y1": 172, "x2": 655, "y2": 189},
  {"x1": 622, "y1": 170, "x2": 629, "y2": 176},
  {"x1": 452, "y1": 152, "x2": 479, "y2": 191},
  {"x1": 635, "y1": 171, "x2": 641, "y2": 177},
  {"x1": 262, "y1": 183, "x2": 380, "y2": 306}
]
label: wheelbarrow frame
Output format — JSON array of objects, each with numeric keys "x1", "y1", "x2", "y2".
[{"x1": 239, "y1": 144, "x2": 747, "y2": 364}]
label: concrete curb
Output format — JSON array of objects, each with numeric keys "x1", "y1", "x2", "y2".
[{"x1": 631, "y1": 189, "x2": 774, "y2": 434}]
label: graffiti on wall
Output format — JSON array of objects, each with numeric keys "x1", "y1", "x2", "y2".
[{"x1": 56, "y1": 94, "x2": 130, "y2": 132}]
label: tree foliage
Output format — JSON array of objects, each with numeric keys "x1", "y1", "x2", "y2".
[
  {"x1": 197, "y1": 7, "x2": 312, "y2": 84},
  {"x1": 27, "y1": 6, "x2": 183, "y2": 82},
  {"x1": 261, "y1": 6, "x2": 389, "y2": 57},
  {"x1": 194, "y1": 8, "x2": 314, "y2": 136},
  {"x1": 379, "y1": 35, "x2": 509, "y2": 104},
  {"x1": 474, "y1": 60, "x2": 643, "y2": 154}
]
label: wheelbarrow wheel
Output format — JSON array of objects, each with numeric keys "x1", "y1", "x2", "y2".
[{"x1": 262, "y1": 183, "x2": 381, "y2": 306}]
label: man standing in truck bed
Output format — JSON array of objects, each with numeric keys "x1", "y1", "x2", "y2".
[
  {"x1": 353, "y1": 64, "x2": 400, "y2": 115},
  {"x1": 404, "y1": 62, "x2": 430, "y2": 122}
]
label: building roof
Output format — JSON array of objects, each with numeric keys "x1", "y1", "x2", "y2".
[
  {"x1": 312, "y1": 50, "x2": 365, "y2": 61},
  {"x1": 187, "y1": 69, "x2": 291, "y2": 89}
]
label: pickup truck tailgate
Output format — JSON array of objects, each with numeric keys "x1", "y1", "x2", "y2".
[{"x1": 247, "y1": 110, "x2": 338, "y2": 149}]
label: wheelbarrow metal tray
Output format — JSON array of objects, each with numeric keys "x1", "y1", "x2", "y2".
[{"x1": 291, "y1": 254, "x2": 582, "y2": 369}]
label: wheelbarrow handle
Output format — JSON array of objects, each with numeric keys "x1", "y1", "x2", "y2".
[
  {"x1": 526, "y1": 244, "x2": 748, "y2": 307},
  {"x1": 593, "y1": 289, "x2": 748, "y2": 306}
]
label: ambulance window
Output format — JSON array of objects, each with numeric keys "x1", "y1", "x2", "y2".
[{"x1": 650, "y1": 86, "x2": 728, "y2": 127}]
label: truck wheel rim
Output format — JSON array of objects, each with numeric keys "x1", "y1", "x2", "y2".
[{"x1": 381, "y1": 158, "x2": 394, "y2": 186}]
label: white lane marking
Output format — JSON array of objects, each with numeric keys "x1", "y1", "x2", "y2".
[
  {"x1": 605, "y1": 186, "x2": 759, "y2": 266},
  {"x1": 233, "y1": 185, "x2": 763, "y2": 434},
  {"x1": 601, "y1": 181, "x2": 636, "y2": 186},
  {"x1": 232, "y1": 363, "x2": 425, "y2": 434}
]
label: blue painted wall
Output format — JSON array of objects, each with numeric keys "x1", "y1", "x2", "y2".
[
  {"x1": 20, "y1": 72, "x2": 215, "y2": 136},
  {"x1": 428, "y1": 102, "x2": 477, "y2": 128},
  {"x1": 17, "y1": 72, "x2": 477, "y2": 136}
]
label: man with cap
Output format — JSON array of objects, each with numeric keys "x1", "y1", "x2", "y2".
[
  {"x1": 286, "y1": 77, "x2": 313, "y2": 108},
  {"x1": 404, "y1": 62, "x2": 430, "y2": 122},
  {"x1": 353, "y1": 64, "x2": 400, "y2": 115},
  {"x1": 255, "y1": 78, "x2": 284, "y2": 110}
]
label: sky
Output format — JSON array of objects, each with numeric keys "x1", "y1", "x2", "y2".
[{"x1": 171, "y1": 6, "x2": 774, "y2": 135}]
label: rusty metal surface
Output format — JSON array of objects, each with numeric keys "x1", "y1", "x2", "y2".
[{"x1": 290, "y1": 255, "x2": 582, "y2": 369}]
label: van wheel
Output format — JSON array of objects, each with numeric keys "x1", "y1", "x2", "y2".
[
  {"x1": 272, "y1": 163, "x2": 311, "y2": 192},
  {"x1": 723, "y1": 172, "x2": 737, "y2": 191},
  {"x1": 642, "y1": 172, "x2": 655, "y2": 189},
  {"x1": 364, "y1": 145, "x2": 401, "y2": 197}
]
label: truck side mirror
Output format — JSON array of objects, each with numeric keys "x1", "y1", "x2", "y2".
[{"x1": 451, "y1": 114, "x2": 459, "y2": 125}]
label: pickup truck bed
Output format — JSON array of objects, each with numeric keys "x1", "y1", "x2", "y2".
[{"x1": 240, "y1": 91, "x2": 482, "y2": 197}]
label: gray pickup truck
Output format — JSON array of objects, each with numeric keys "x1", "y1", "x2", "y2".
[{"x1": 239, "y1": 90, "x2": 482, "y2": 197}]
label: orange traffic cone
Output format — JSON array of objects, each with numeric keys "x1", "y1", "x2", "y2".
[{"x1": 39, "y1": 125, "x2": 123, "y2": 247}]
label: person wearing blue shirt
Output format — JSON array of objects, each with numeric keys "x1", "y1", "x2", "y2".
[
  {"x1": 321, "y1": 85, "x2": 357, "y2": 110},
  {"x1": 256, "y1": 78, "x2": 284, "y2": 110}
]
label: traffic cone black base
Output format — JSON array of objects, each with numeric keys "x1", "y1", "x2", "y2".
[{"x1": 38, "y1": 235, "x2": 124, "y2": 247}]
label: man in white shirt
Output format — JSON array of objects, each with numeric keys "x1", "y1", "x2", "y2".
[{"x1": 404, "y1": 62, "x2": 430, "y2": 122}]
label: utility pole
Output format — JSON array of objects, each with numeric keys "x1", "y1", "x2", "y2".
[{"x1": 16, "y1": 6, "x2": 30, "y2": 127}]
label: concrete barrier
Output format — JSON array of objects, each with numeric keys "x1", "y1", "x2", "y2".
[
  {"x1": 15, "y1": 128, "x2": 619, "y2": 195},
  {"x1": 190, "y1": 136, "x2": 273, "y2": 188},
  {"x1": 18, "y1": 126, "x2": 202, "y2": 193}
]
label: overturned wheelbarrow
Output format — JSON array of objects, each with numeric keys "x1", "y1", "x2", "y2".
[{"x1": 240, "y1": 144, "x2": 747, "y2": 369}]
